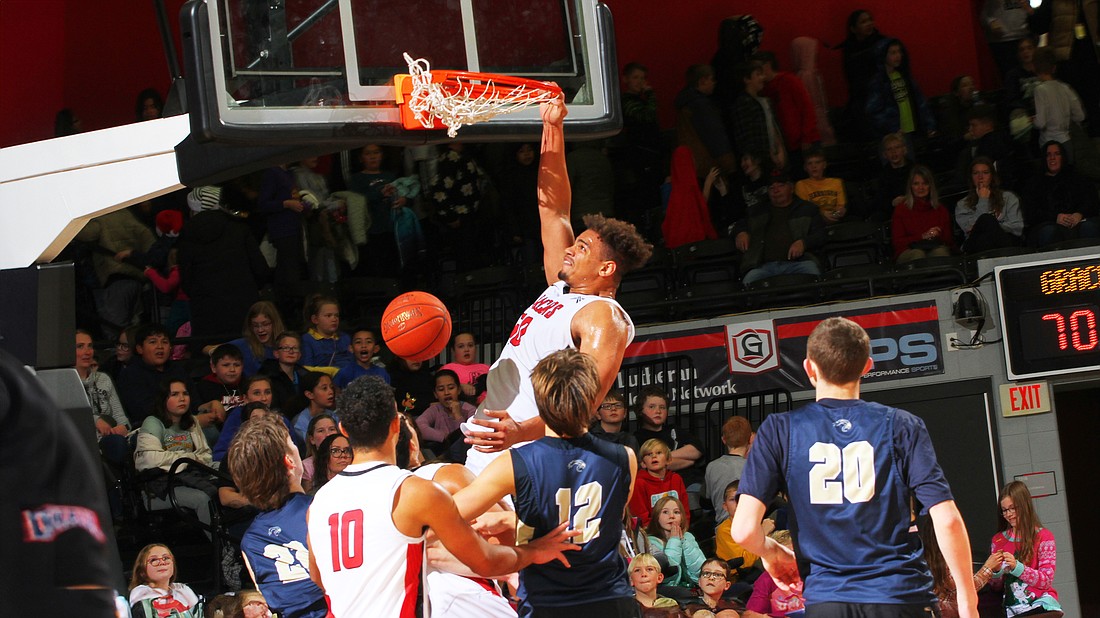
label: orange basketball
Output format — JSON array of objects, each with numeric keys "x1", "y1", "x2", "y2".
[{"x1": 381, "y1": 291, "x2": 452, "y2": 362}]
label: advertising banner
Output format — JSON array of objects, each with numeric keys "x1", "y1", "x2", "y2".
[{"x1": 619, "y1": 301, "x2": 944, "y2": 396}]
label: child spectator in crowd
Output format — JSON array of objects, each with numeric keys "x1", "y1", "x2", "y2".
[
  {"x1": 308, "y1": 433, "x2": 352, "y2": 494},
  {"x1": 415, "y1": 369, "x2": 475, "y2": 460},
  {"x1": 347, "y1": 144, "x2": 403, "y2": 277},
  {"x1": 871, "y1": 133, "x2": 914, "y2": 221},
  {"x1": 865, "y1": 38, "x2": 936, "y2": 138},
  {"x1": 956, "y1": 157, "x2": 1024, "y2": 253},
  {"x1": 300, "y1": 295, "x2": 351, "y2": 372},
  {"x1": 731, "y1": 60, "x2": 787, "y2": 171},
  {"x1": 919, "y1": 516, "x2": 1002, "y2": 618},
  {"x1": 938, "y1": 75, "x2": 980, "y2": 142},
  {"x1": 301, "y1": 413, "x2": 338, "y2": 492},
  {"x1": 212, "y1": 375, "x2": 300, "y2": 463},
  {"x1": 590, "y1": 389, "x2": 640, "y2": 453},
  {"x1": 129, "y1": 544, "x2": 201, "y2": 618},
  {"x1": 986, "y1": 481, "x2": 1062, "y2": 617},
  {"x1": 194, "y1": 343, "x2": 247, "y2": 421},
  {"x1": 440, "y1": 332, "x2": 490, "y2": 403},
  {"x1": 705, "y1": 416, "x2": 753, "y2": 523},
  {"x1": 683, "y1": 558, "x2": 742, "y2": 618},
  {"x1": 633, "y1": 385, "x2": 704, "y2": 474},
  {"x1": 735, "y1": 153, "x2": 770, "y2": 224},
  {"x1": 646, "y1": 496, "x2": 705, "y2": 598},
  {"x1": 100, "y1": 326, "x2": 137, "y2": 382},
  {"x1": 714, "y1": 481, "x2": 773, "y2": 586},
  {"x1": 334, "y1": 328, "x2": 390, "y2": 389},
  {"x1": 290, "y1": 372, "x2": 336, "y2": 443},
  {"x1": 261, "y1": 331, "x2": 309, "y2": 411},
  {"x1": 228, "y1": 415, "x2": 329, "y2": 618},
  {"x1": 756, "y1": 50, "x2": 819, "y2": 167},
  {"x1": 630, "y1": 439, "x2": 690, "y2": 528},
  {"x1": 631, "y1": 553, "x2": 683, "y2": 616},
  {"x1": 742, "y1": 530, "x2": 805, "y2": 618},
  {"x1": 795, "y1": 147, "x2": 849, "y2": 224},
  {"x1": 118, "y1": 324, "x2": 198, "y2": 427},
  {"x1": 958, "y1": 105, "x2": 1016, "y2": 191},
  {"x1": 217, "y1": 301, "x2": 285, "y2": 377},
  {"x1": 891, "y1": 165, "x2": 955, "y2": 262},
  {"x1": 1033, "y1": 47, "x2": 1086, "y2": 163}
]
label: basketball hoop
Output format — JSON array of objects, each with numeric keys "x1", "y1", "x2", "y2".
[{"x1": 395, "y1": 53, "x2": 563, "y2": 137}]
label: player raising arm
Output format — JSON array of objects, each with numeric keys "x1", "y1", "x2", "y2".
[
  {"x1": 464, "y1": 99, "x2": 653, "y2": 473},
  {"x1": 306, "y1": 376, "x2": 578, "y2": 618},
  {"x1": 730, "y1": 317, "x2": 977, "y2": 618}
]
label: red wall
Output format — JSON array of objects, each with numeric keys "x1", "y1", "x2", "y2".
[{"x1": 1, "y1": 0, "x2": 994, "y2": 147}]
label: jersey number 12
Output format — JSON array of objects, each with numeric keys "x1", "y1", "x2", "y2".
[
  {"x1": 808, "y1": 441, "x2": 876, "y2": 504},
  {"x1": 554, "y1": 482, "x2": 603, "y2": 544}
]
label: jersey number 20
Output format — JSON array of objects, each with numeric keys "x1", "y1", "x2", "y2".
[
  {"x1": 554, "y1": 482, "x2": 602, "y2": 544},
  {"x1": 808, "y1": 441, "x2": 876, "y2": 504}
]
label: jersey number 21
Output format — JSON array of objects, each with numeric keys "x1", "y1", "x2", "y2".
[{"x1": 808, "y1": 441, "x2": 876, "y2": 504}]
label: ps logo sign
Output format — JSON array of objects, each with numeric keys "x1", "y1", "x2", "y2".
[{"x1": 726, "y1": 320, "x2": 779, "y2": 374}]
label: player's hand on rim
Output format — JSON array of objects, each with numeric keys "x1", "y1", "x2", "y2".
[
  {"x1": 539, "y1": 96, "x2": 568, "y2": 125},
  {"x1": 466, "y1": 409, "x2": 521, "y2": 453},
  {"x1": 523, "y1": 521, "x2": 581, "y2": 567}
]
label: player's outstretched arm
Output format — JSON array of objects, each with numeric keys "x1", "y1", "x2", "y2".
[
  {"x1": 731, "y1": 494, "x2": 800, "y2": 591},
  {"x1": 453, "y1": 452, "x2": 517, "y2": 520},
  {"x1": 538, "y1": 98, "x2": 574, "y2": 285},
  {"x1": 397, "y1": 475, "x2": 578, "y2": 576},
  {"x1": 930, "y1": 500, "x2": 978, "y2": 618}
]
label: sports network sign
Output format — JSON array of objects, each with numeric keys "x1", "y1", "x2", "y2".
[{"x1": 622, "y1": 300, "x2": 944, "y2": 396}]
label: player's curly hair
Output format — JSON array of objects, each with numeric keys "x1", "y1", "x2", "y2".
[
  {"x1": 583, "y1": 214, "x2": 653, "y2": 280},
  {"x1": 228, "y1": 415, "x2": 296, "y2": 511},
  {"x1": 338, "y1": 375, "x2": 397, "y2": 449}
]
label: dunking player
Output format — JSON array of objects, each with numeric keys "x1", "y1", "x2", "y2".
[
  {"x1": 455, "y1": 349, "x2": 638, "y2": 617},
  {"x1": 306, "y1": 376, "x2": 579, "y2": 618},
  {"x1": 730, "y1": 317, "x2": 977, "y2": 618},
  {"x1": 463, "y1": 98, "x2": 653, "y2": 475}
]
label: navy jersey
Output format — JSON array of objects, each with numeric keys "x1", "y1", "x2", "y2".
[
  {"x1": 739, "y1": 398, "x2": 952, "y2": 606},
  {"x1": 512, "y1": 434, "x2": 634, "y2": 608},
  {"x1": 241, "y1": 493, "x2": 327, "y2": 618}
]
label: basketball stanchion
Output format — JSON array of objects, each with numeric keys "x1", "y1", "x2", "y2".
[{"x1": 394, "y1": 53, "x2": 563, "y2": 137}]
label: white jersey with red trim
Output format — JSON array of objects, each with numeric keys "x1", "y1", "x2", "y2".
[
  {"x1": 463, "y1": 281, "x2": 634, "y2": 475},
  {"x1": 307, "y1": 462, "x2": 424, "y2": 618},
  {"x1": 412, "y1": 463, "x2": 517, "y2": 618}
]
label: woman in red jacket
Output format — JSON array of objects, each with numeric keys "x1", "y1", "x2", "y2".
[{"x1": 891, "y1": 165, "x2": 954, "y2": 263}]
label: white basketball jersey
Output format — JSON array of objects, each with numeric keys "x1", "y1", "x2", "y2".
[
  {"x1": 463, "y1": 282, "x2": 634, "y2": 475},
  {"x1": 307, "y1": 462, "x2": 424, "y2": 618},
  {"x1": 412, "y1": 464, "x2": 517, "y2": 618}
]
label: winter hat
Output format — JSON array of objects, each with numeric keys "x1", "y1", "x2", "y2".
[
  {"x1": 187, "y1": 186, "x2": 223, "y2": 213},
  {"x1": 155, "y1": 210, "x2": 184, "y2": 237}
]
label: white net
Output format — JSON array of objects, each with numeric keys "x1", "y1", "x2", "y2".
[{"x1": 402, "y1": 53, "x2": 560, "y2": 137}]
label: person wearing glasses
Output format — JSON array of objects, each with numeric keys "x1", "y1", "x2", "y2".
[
  {"x1": 260, "y1": 331, "x2": 310, "y2": 411},
  {"x1": 683, "y1": 558, "x2": 742, "y2": 618},
  {"x1": 589, "y1": 389, "x2": 639, "y2": 454},
  {"x1": 309, "y1": 433, "x2": 352, "y2": 494},
  {"x1": 128, "y1": 544, "x2": 200, "y2": 618},
  {"x1": 986, "y1": 481, "x2": 1062, "y2": 617}
]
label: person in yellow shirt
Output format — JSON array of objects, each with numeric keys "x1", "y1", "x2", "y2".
[
  {"x1": 714, "y1": 480, "x2": 775, "y2": 581},
  {"x1": 794, "y1": 148, "x2": 848, "y2": 224}
]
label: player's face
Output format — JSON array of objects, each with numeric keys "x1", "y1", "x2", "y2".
[
  {"x1": 1000, "y1": 497, "x2": 1018, "y2": 528},
  {"x1": 137, "y1": 333, "x2": 171, "y2": 367},
  {"x1": 75, "y1": 333, "x2": 95, "y2": 371},
  {"x1": 452, "y1": 333, "x2": 477, "y2": 364},
  {"x1": 165, "y1": 382, "x2": 190, "y2": 420},
  {"x1": 275, "y1": 338, "x2": 301, "y2": 365},
  {"x1": 597, "y1": 399, "x2": 626, "y2": 424},
  {"x1": 558, "y1": 230, "x2": 610, "y2": 286},
  {"x1": 434, "y1": 375, "x2": 460, "y2": 404},
  {"x1": 250, "y1": 314, "x2": 274, "y2": 344},
  {"x1": 657, "y1": 501, "x2": 682, "y2": 531},
  {"x1": 312, "y1": 303, "x2": 341, "y2": 335},
  {"x1": 309, "y1": 376, "x2": 335, "y2": 409},
  {"x1": 629, "y1": 562, "x2": 662, "y2": 593},
  {"x1": 351, "y1": 331, "x2": 379, "y2": 363},
  {"x1": 212, "y1": 357, "x2": 243, "y2": 385},
  {"x1": 698, "y1": 564, "x2": 731, "y2": 597},
  {"x1": 640, "y1": 396, "x2": 668, "y2": 428},
  {"x1": 144, "y1": 546, "x2": 175, "y2": 584},
  {"x1": 328, "y1": 436, "x2": 352, "y2": 475},
  {"x1": 723, "y1": 492, "x2": 739, "y2": 519},
  {"x1": 643, "y1": 449, "x2": 670, "y2": 473},
  {"x1": 910, "y1": 174, "x2": 931, "y2": 200},
  {"x1": 246, "y1": 380, "x2": 273, "y2": 406},
  {"x1": 310, "y1": 418, "x2": 338, "y2": 447}
]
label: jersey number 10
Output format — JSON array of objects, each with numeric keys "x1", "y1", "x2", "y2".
[
  {"x1": 328, "y1": 510, "x2": 364, "y2": 571},
  {"x1": 808, "y1": 441, "x2": 876, "y2": 505}
]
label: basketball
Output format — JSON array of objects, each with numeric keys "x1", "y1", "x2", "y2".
[{"x1": 381, "y1": 291, "x2": 452, "y2": 362}]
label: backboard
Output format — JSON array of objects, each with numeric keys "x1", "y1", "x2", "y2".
[{"x1": 182, "y1": 0, "x2": 620, "y2": 145}]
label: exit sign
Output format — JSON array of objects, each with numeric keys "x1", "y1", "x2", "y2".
[{"x1": 998, "y1": 381, "x2": 1052, "y2": 417}]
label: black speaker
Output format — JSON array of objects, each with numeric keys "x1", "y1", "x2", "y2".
[{"x1": 0, "y1": 262, "x2": 75, "y2": 368}]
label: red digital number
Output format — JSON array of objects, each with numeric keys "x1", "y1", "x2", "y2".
[
  {"x1": 508, "y1": 314, "x2": 534, "y2": 346},
  {"x1": 327, "y1": 509, "x2": 365, "y2": 572},
  {"x1": 1041, "y1": 309, "x2": 1097, "y2": 351}
]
